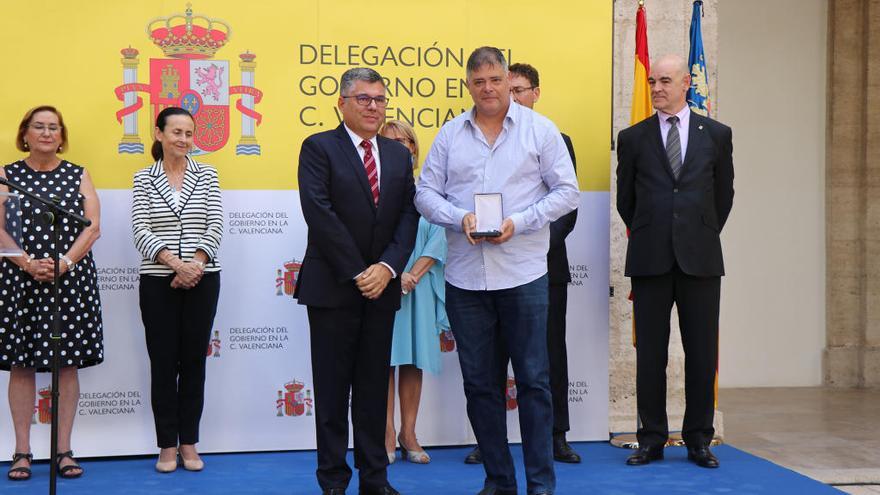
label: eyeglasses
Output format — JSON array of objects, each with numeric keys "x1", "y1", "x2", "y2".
[
  {"x1": 342, "y1": 94, "x2": 390, "y2": 107},
  {"x1": 390, "y1": 137, "x2": 412, "y2": 145},
  {"x1": 30, "y1": 124, "x2": 62, "y2": 133},
  {"x1": 510, "y1": 86, "x2": 536, "y2": 96}
]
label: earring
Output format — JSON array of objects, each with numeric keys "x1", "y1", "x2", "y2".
[
  {"x1": 57, "y1": 146, "x2": 63, "y2": 153},
  {"x1": 22, "y1": 141, "x2": 29, "y2": 150}
]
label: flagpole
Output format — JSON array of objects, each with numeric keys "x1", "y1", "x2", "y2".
[{"x1": 611, "y1": 0, "x2": 652, "y2": 450}]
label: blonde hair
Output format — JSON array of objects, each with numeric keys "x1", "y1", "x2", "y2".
[{"x1": 381, "y1": 120, "x2": 419, "y2": 166}]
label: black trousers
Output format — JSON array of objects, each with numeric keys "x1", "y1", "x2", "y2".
[
  {"x1": 307, "y1": 302, "x2": 395, "y2": 491},
  {"x1": 547, "y1": 283, "x2": 570, "y2": 435},
  {"x1": 631, "y1": 266, "x2": 719, "y2": 449},
  {"x1": 139, "y1": 272, "x2": 220, "y2": 448}
]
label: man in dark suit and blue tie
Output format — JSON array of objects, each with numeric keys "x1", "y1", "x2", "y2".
[
  {"x1": 296, "y1": 67, "x2": 419, "y2": 495},
  {"x1": 616, "y1": 54, "x2": 734, "y2": 469}
]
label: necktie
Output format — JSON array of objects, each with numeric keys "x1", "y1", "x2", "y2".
[
  {"x1": 361, "y1": 140, "x2": 379, "y2": 205},
  {"x1": 666, "y1": 116, "x2": 682, "y2": 179}
]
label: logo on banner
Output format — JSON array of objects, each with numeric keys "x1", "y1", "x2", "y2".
[
  {"x1": 276, "y1": 259, "x2": 302, "y2": 297},
  {"x1": 34, "y1": 386, "x2": 53, "y2": 424},
  {"x1": 275, "y1": 379, "x2": 313, "y2": 418},
  {"x1": 113, "y1": 3, "x2": 263, "y2": 155},
  {"x1": 505, "y1": 375, "x2": 518, "y2": 411},
  {"x1": 206, "y1": 329, "x2": 221, "y2": 358},
  {"x1": 439, "y1": 330, "x2": 456, "y2": 353}
]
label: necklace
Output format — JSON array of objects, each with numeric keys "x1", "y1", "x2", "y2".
[
  {"x1": 24, "y1": 157, "x2": 61, "y2": 172},
  {"x1": 164, "y1": 167, "x2": 185, "y2": 191}
]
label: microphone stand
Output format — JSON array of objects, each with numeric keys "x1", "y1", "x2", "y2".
[{"x1": 0, "y1": 176, "x2": 91, "y2": 495}]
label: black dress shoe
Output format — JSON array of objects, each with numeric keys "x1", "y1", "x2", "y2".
[
  {"x1": 358, "y1": 485, "x2": 400, "y2": 495},
  {"x1": 552, "y1": 435, "x2": 581, "y2": 463},
  {"x1": 625, "y1": 445, "x2": 664, "y2": 465},
  {"x1": 687, "y1": 446, "x2": 719, "y2": 468},
  {"x1": 322, "y1": 489, "x2": 345, "y2": 495},
  {"x1": 464, "y1": 446, "x2": 483, "y2": 464}
]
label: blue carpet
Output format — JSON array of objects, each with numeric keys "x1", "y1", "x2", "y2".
[{"x1": 0, "y1": 443, "x2": 840, "y2": 494}]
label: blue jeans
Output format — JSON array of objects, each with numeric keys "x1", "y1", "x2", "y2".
[{"x1": 446, "y1": 275, "x2": 555, "y2": 495}]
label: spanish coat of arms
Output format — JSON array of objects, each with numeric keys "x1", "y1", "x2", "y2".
[{"x1": 114, "y1": 3, "x2": 263, "y2": 156}]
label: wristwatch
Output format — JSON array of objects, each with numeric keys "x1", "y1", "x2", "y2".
[{"x1": 60, "y1": 255, "x2": 75, "y2": 271}]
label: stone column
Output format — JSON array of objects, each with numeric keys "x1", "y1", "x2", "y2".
[
  {"x1": 825, "y1": 0, "x2": 880, "y2": 387},
  {"x1": 609, "y1": 0, "x2": 721, "y2": 435},
  {"x1": 118, "y1": 47, "x2": 143, "y2": 154},
  {"x1": 236, "y1": 51, "x2": 261, "y2": 156}
]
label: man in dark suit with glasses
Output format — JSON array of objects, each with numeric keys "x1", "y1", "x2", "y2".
[{"x1": 297, "y1": 67, "x2": 419, "y2": 495}]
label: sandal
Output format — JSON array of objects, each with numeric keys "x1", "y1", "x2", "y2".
[
  {"x1": 7, "y1": 452, "x2": 33, "y2": 481},
  {"x1": 55, "y1": 450, "x2": 83, "y2": 479},
  {"x1": 398, "y1": 435, "x2": 430, "y2": 464}
]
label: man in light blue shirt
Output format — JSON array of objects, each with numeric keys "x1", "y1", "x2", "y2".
[{"x1": 415, "y1": 47, "x2": 578, "y2": 495}]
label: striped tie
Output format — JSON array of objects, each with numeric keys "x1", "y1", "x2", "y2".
[
  {"x1": 666, "y1": 116, "x2": 682, "y2": 179},
  {"x1": 361, "y1": 140, "x2": 379, "y2": 205}
]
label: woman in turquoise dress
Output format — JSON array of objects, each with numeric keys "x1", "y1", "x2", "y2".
[{"x1": 381, "y1": 121, "x2": 448, "y2": 465}]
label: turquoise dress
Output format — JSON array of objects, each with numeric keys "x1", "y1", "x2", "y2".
[{"x1": 390, "y1": 217, "x2": 448, "y2": 374}]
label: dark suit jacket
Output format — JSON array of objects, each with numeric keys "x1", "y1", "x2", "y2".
[
  {"x1": 547, "y1": 133, "x2": 578, "y2": 285},
  {"x1": 616, "y1": 112, "x2": 734, "y2": 277},
  {"x1": 295, "y1": 124, "x2": 419, "y2": 311}
]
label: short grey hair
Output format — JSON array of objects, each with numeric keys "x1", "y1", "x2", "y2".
[
  {"x1": 340, "y1": 67, "x2": 385, "y2": 95},
  {"x1": 466, "y1": 46, "x2": 508, "y2": 78}
]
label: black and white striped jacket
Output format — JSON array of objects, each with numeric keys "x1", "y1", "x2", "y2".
[{"x1": 131, "y1": 158, "x2": 223, "y2": 276}]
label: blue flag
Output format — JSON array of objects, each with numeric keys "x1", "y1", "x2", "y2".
[{"x1": 687, "y1": 1, "x2": 710, "y2": 116}]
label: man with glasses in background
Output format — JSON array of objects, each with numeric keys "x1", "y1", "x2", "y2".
[
  {"x1": 509, "y1": 63, "x2": 581, "y2": 464},
  {"x1": 296, "y1": 67, "x2": 419, "y2": 495},
  {"x1": 416, "y1": 47, "x2": 579, "y2": 495}
]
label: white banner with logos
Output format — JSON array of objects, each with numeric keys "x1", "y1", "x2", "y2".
[{"x1": 0, "y1": 190, "x2": 608, "y2": 458}]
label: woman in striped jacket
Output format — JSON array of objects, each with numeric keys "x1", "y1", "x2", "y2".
[{"x1": 131, "y1": 107, "x2": 222, "y2": 473}]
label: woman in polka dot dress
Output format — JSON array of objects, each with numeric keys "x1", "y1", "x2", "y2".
[{"x1": 0, "y1": 106, "x2": 103, "y2": 481}]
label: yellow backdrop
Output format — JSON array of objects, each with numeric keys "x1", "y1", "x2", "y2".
[{"x1": 0, "y1": 1, "x2": 611, "y2": 191}]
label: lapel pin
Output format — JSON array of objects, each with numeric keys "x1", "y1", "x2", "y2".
[{"x1": 698, "y1": 125, "x2": 704, "y2": 130}]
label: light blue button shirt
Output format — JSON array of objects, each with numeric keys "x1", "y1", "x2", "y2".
[{"x1": 415, "y1": 101, "x2": 579, "y2": 291}]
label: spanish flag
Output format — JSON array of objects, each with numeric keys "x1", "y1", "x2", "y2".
[
  {"x1": 630, "y1": 2, "x2": 652, "y2": 347},
  {"x1": 630, "y1": 2, "x2": 652, "y2": 125}
]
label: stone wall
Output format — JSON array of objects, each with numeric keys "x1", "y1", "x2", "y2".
[
  {"x1": 609, "y1": 0, "x2": 720, "y2": 433},
  {"x1": 825, "y1": 0, "x2": 880, "y2": 388}
]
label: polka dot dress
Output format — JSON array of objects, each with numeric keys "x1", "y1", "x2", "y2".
[{"x1": 0, "y1": 160, "x2": 104, "y2": 371}]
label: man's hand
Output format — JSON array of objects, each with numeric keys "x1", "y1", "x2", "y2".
[
  {"x1": 356, "y1": 263, "x2": 393, "y2": 299},
  {"x1": 462, "y1": 212, "x2": 483, "y2": 246},
  {"x1": 487, "y1": 218, "x2": 515, "y2": 245}
]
